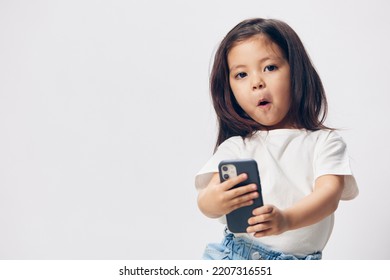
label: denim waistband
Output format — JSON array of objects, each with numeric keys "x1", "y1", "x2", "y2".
[{"x1": 223, "y1": 228, "x2": 322, "y2": 260}]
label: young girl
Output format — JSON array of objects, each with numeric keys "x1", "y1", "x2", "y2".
[{"x1": 195, "y1": 18, "x2": 358, "y2": 260}]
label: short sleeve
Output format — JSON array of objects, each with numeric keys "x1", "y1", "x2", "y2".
[
  {"x1": 194, "y1": 137, "x2": 242, "y2": 191},
  {"x1": 314, "y1": 131, "x2": 359, "y2": 200}
]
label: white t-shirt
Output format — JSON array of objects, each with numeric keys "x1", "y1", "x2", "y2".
[{"x1": 195, "y1": 129, "x2": 358, "y2": 256}]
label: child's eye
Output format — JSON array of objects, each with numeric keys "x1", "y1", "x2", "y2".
[
  {"x1": 264, "y1": 65, "x2": 277, "y2": 72},
  {"x1": 235, "y1": 72, "x2": 247, "y2": 79}
]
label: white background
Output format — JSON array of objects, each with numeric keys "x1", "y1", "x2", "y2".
[{"x1": 0, "y1": 0, "x2": 389, "y2": 259}]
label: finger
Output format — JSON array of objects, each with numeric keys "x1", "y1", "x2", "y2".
[
  {"x1": 229, "y1": 191, "x2": 259, "y2": 208},
  {"x1": 253, "y1": 229, "x2": 272, "y2": 238},
  {"x1": 252, "y1": 205, "x2": 274, "y2": 216},
  {"x1": 228, "y1": 199, "x2": 254, "y2": 213},
  {"x1": 226, "y1": 184, "x2": 258, "y2": 200},
  {"x1": 247, "y1": 222, "x2": 272, "y2": 234},
  {"x1": 247, "y1": 212, "x2": 272, "y2": 225},
  {"x1": 220, "y1": 173, "x2": 248, "y2": 191}
]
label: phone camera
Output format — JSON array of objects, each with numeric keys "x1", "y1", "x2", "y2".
[
  {"x1": 222, "y1": 166, "x2": 228, "y2": 172},
  {"x1": 223, "y1": 174, "x2": 229, "y2": 180}
]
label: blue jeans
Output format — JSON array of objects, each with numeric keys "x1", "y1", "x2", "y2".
[{"x1": 202, "y1": 229, "x2": 322, "y2": 260}]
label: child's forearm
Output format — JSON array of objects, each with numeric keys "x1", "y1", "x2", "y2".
[
  {"x1": 197, "y1": 188, "x2": 223, "y2": 219},
  {"x1": 284, "y1": 175, "x2": 344, "y2": 230},
  {"x1": 247, "y1": 174, "x2": 345, "y2": 237}
]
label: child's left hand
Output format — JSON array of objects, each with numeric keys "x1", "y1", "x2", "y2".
[{"x1": 246, "y1": 205, "x2": 289, "y2": 237}]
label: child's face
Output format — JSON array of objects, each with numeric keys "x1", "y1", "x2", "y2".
[{"x1": 228, "y1": 35, "x2": 292, "y2": 129}]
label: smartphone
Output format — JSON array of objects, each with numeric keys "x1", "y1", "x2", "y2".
[{"x1": 218, "y1": 159, "x2": 264, "y2": 233}]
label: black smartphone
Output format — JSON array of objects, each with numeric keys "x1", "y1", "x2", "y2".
[{"x1": 218, "y1": 159, "x2": 264, "y2": 233}]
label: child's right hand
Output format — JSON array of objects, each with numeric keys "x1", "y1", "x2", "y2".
[{"x1": 197, "y1": 172, "x2": 259, "y2": 218}]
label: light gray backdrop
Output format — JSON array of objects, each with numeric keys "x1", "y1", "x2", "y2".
[{"x1": 1, "y1": 0, "x2": 389, "y2": 259}]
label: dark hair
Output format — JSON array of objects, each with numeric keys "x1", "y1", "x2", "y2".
[{"x1": 210, "y1": 18, "x2": 329, "y2": 150}]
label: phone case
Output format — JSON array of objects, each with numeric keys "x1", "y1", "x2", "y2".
[{"x1": 218, "y1": 159, "x2": 264, "y2": 233}]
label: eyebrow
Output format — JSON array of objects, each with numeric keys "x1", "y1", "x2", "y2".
[{"x1": 229, "y1": 56, "x2": 283, "y2": 72}]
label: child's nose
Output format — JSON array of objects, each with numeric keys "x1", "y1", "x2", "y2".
[{"x1": 252, "y1": 77, "x2": 265, "y2": 90}]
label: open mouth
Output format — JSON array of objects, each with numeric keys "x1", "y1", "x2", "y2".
[{"x1": 258, "y1": 100, "x2": 270, "y2": 106}]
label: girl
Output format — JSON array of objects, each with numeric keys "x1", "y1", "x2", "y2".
[{"x1": 195, "y1": 18, "x2": 358, "y2": 260}]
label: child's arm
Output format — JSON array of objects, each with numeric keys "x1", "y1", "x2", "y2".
[
  {"x1": 247, "y1": 174, "x2": 344, "y2": 237},
  {"x1": 197, "y1": 172, "x2": 259, "y2": 219}
]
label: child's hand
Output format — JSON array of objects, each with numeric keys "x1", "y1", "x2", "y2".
[
  {"x1": 197, "y1": 173, "x2": 259, "y2": 218},
  {"x1": 246, "y1": 205, "x2": 289, "y2": 237}
]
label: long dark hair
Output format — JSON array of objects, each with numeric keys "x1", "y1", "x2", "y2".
[{"x1": 210, "y1": 18, "x2": 329, "y2": 150}]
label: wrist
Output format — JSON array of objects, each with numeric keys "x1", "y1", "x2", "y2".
[
  {"x1": 197, "y1": 189, "x2": 221, "y2": 219},
  {"x1": 283, "y1": 209, "x2": 295, "y2": 231}
]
